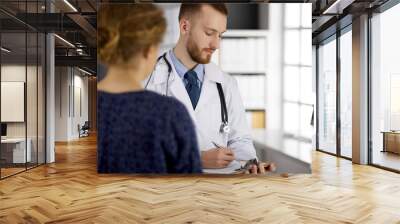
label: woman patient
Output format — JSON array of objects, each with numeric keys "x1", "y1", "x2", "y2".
[{"x1": 97, "y1": 4, "x2": 202, "y2": 173}]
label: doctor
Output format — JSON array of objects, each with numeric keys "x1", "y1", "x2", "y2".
[{"x1": 145, "y1": 4, "x2": 273, "y2": 174}]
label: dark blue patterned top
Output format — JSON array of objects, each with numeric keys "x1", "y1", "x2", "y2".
[{"x1": 97, "y1": 90, "x2": 202, "y2": 174}]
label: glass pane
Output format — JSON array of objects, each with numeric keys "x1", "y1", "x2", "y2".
[
  {"x1": 284, "y1": 30, "x2": 300, "y2": 65},
  {"x1": 300, "y1": 104, "x2": 314, "y2": 139},
  {"x1": 39, "y1": 1, "x2": 46, "y2": 14},
  {"x1": 284, "y1": 4, "x2": 301, "y2": 28},
  {"x1": 27, "y1": 31, "x2": 38, "y2": 169},
  {"x1": 27, "y1": 0, "x2": 39, "y2": 13},
  {"x1": 371, "y1": 3, "x2": 400, "y2": 171},
  {"x1": 300, "y1": 67, "x2": 313, "y2": 105},
  {"x1": 38, "y1": 33, "x2": 45, "y2": 165},
  {"x1": 301, "y1": 4, "x2": 312, "y2": 28},
  {"x1": 1, "y1": 31, "x2": 27, "y2": 177},
  {"x1": 300, "y1": 29, "x2": 312, "y2": 66},
  {"x1": 340, "y1": 30, "x2": 352, "y2": 158},
  {"x1": 284, "y1": 102, "x2": 299, "y2": 135},
  {"x1": 318, "y1": 38, "x2": 337, "y2": 154},
  {"x1": 284, "y1": 66, "x2": 300, "y2": 101},
  {"x1": 391, "y1": 75, "x2": 400, "y2": 130}
]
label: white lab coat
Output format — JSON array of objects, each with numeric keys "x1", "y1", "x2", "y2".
[{"x1": 144, "y1": 51, "x2": 257, "y2": 172}]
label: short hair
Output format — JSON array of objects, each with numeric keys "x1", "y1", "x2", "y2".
[
  {"x1": 178, "y1": 3, "x2": 228, "y2": 21},
  {"x1": 98, "y1": 4, "x2": 166, "y2": 65}
]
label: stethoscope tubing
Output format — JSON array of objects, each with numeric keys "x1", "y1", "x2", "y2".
[{"x1": 145, "y1": 52, "x2": 230, "y2": 134}]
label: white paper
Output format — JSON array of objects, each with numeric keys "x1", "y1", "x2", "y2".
[{"x1": 202, "y1": 160, "x2": 242, "y2": 174}]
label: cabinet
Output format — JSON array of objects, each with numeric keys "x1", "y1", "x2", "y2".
[
  {"x1": 1, "y1": 138, "x2": 32, "y2": 164},
  {"x1": 382, "y1": 131, "x2": 400, "y2": 154}
]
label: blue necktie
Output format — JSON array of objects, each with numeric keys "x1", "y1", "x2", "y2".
[{"x1": 184, "y1": 70, "x2": 200, "y2": 109}]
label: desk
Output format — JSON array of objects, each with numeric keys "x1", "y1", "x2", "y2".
[
  {"x1": 252, "y1": 129, "x2": 312, "y2": 174},
  {"x1": 202, "y1": 130, "x2": 312, "y2": 174},
  {"x1": 1, "y1": 138, "x2": 31, "y2": 163},
  {"x1": 381, "y1": 131, "x2": 400, "y2": 154}
]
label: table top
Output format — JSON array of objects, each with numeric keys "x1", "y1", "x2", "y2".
[
  {"x1": 381, "y1": 131, "x2": 400, "y2": 134},
  {"x1": 1, "y1": 138, "x2": 30, "y2": 143},
  {"x1": 203, "y1": 129, "x2": 312, "y2": 174},
  {"x1": 251, "y1": 129, "x2": 312, "y2": 164}
]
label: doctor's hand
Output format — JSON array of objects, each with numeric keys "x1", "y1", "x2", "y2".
[
  {"x1": 201, "y1": 148, "x2": 235, "y2": 169},
  {"x1": 245, "y1": 162, "x2": 276, "y2": 174}
]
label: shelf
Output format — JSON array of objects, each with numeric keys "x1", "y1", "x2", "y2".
[
  {"x1": 245, "y1": 108, "x2": 266, "y2": 111},
  {"x1": 217, "y1": 29, "x2": 267, "y2": 118},
  {"x1": 219, "y1": 31, "x2": 267, "y2": 74},
  {"x1": 223, "y1": 29, "x2": 268, "y2": 38},
  {"x1": 226, "y1": 71, "x2": 267, "y2": 75}
]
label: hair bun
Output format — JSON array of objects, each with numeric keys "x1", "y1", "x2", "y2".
[
  {"x1": 98, "y1": 26, "x2": 120, "y2": 63},
  {"x1": 98, "y1": 4, "x2": 166, "y2": 65}
]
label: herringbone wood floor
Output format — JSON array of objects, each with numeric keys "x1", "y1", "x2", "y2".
[{"x1": 1, "y1": 134, "x2": 400, "y2": 224}]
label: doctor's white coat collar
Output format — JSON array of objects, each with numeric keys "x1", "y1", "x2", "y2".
[{"x1": 153, "y1": 50, "x2": 224, "y2": 85}]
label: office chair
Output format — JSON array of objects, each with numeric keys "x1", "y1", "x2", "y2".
[{"x1": 78, "y1": 121, "x2": 90, "y2": 138}]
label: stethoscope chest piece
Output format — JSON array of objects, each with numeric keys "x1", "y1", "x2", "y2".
[{"x1": 220, "y1": 122, "x2": 230, "y2": 134}]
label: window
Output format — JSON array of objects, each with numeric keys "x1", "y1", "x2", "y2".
[
  {"x1": 340, "y1": 28, "x2": 352, "y2": 158},
  {"x1": 0, "y1": 1, "x2": 47, "y2": 179},
  {"x1": 371, "y1": 3, "x2": 400, "y2": 171},
  {"x1": 283, "y1": 4, "x2": 313, "y2": 141},
  {"x1": 317, "y1": 36, "x2": 337, "y2": 154}
]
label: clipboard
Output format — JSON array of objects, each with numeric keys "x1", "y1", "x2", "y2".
[{"x1": 232, "y1": 159, "x2": 258, "y2": 174}]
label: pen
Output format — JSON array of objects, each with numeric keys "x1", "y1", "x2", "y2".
[{"x1": 212, "y1": 141, "x2": 223, "y2": 149}]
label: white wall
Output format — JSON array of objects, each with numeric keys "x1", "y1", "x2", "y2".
[
  {"x1": 1, "y1": 66, "x2": 26, "y2": 140},
  {"x1": 55, "y1": 66, "x2": 69, "y2": 141},
  {"x1": 1, "y1": 66, "x2": 26, "y2": 129},
  {"x1": 1, "y1": 65, "x2": 26, "y2": 81},
  {"x1": 71, "y1": 73, "x2": 89, "y2": 138},
  {"x1": 266, "y1": 4, "x2": 284, "y2": 130},
  {"x1": 158, "y1": 4, "x2": 180, "y2": 55},
  {"x1": 55, "y1": 67, "x2": 89, "y2": 141},
  {"x1": 1, "y1": 65, "x2": 37, "y2": 138},
  {"x1": 1, "y1": 64, "x2": 46, "y2": 164},
  {"x1": 46, "y1": 32, "x2": 56, "y2": 163}
]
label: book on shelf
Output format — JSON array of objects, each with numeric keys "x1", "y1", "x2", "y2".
[
  {"x1": 219, "y1": 37, "x2": 266, "y2": 72},
  {"x1": 246, "y1": 110, "x2": 266, "y2": 129}
]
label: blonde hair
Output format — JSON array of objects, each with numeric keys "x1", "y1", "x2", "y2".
[{"x1": 98, "y1": 4, "x2": 166, "y2": 65}]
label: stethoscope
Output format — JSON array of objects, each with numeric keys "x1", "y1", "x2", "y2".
[{"x1": 145, "y1": 52, "x2": 230, "y2": 135}]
